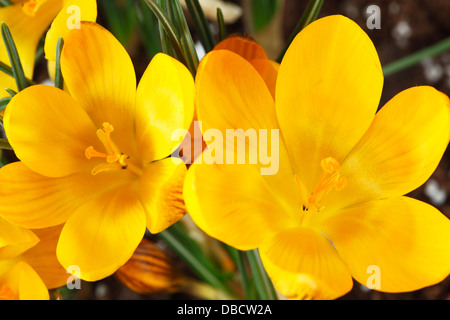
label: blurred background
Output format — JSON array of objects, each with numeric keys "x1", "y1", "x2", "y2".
[{"x1": 31, "y1": 0, "x2": 450, "y2": 300}]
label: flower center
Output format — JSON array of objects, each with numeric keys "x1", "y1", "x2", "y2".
[
  {"x1": 294, "y1": 157, "x2": 347, "y2": 225},
  {"x1": 85, "y1": 122, "x2": 142, "y2": 176},
  {"x1": 0, "y1": 284, "x2": 16, "y2": 300}
]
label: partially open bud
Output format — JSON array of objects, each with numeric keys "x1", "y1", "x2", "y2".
[{"x1": 115, "y1": 238, "x2": 186, "y2": 295}]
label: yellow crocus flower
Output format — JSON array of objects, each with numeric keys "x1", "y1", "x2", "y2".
[
  {"x1": 0, "y1": 0, "x2": 97, "y2": 97},
  {"x1": 184, "y1": 15, "x2": 450, "y2": 299},
  {"x1": 0, "y1": 217, "x2": 67, "y2": 300},
  {"x1": 0, "y1": 22, "x2": 194, "y2": 281}
]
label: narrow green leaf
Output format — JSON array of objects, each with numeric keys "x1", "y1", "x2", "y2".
[
  {"x1": 226, "y1": 246, "x2": 254, "y2": 299},
  {"x1": 184, "y1": 0, "x2": 215, "y2": 52},
  {"x1": 158, "y1": 222, "x2": 235, "y2": 296},
  {"x1": 0, "y1": 96, "x2": 11, "y2": 111},
  {"x1": 100, "y1": 0, "x2": 136, "y2": 46},
  {"x1": 136, "y1": 0, "x2": 162, "y2": 58},
  {"x1": 0, "y1": 138, "x2": 13, "y2": 150},
  {"x1": 4, "y1": 88, "x2": 16, "y2": 97},
  {"x1": 217, "y1": 7, "x2": 227, "y2": 42},
  {"x1": 1, "y1": 23, "x2": 28, "y2": 92},
  {"x1": 246, "y1": 249, "x2": 277, "y2": 300},
  {"x1": 167, "y1": 0, "x2": 199, "y2": 76},
  {"x1": 54, "y1": 37, "x2": 64, "y2": 90},
  {"x1": 144, "y1": 0, "x2": 186, "y2": 62},
  {"x1": 276, "y1": 0, "x2": 323, "y2": 62},
  {"x1": 383, "y1": 37, "x2": 450, "y2": 77},
  {"x1": 0, "y1": 61, "x2": 36, "y2": 86}
]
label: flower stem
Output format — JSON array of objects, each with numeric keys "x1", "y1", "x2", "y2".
[{"x1": 246, "y1": 249, "x2": 277, "y2": 300}]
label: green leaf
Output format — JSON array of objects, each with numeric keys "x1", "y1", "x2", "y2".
[
  {"x1": 100, "y1": 0, "x2": 136, "y2": 46},
  {"x1": 158, "y1": 222, "x2": 235, "y2": 296},
  {"x1": 184, "y1": 0, "x2": 215, "y2": 52},
  {"x1": 0, "y1": 96, "x2": 11, "y2": 111},
  {"x1": 246, "y1": 249, "x2": 277, "y2": 300},
  {"x1": 383, "y1": 37, "x2": 450, "y2": 77},
  {"x1": 217, "y1": 7, "x2": 227, "y2": 42},
  {"x1": 251, "y1": 0, "x2": 281, "y2": 31},
  {"x1": 1, "y1": 23, "x2": 28, "y2": 92},
  {"x1": 54, "y1": 37, "x2": 64, "y2": 90},
  {"x1": 0, "y1": 61, "x2": 36, "y2": 86},
  {"x1": 167, "y1": 0, "x2": 199, "y2": 76},
  {"x1": 4, "y1": 88, "x2": 16, "y2": 97},
  {"x1": 136, "y1": 0, "x2": 162, "y2": 59},
  {"x1": 276, "y1": 0, "x2": 323, "y2": 62},
  {"x1": 144, "y1": 0, "x2": 186, "y2": 62},
  {"x1": 0, "y1": 138, "x2": 13, "y2": 150}
]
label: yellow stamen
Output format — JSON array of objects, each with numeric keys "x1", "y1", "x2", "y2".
[
  {"x1": 294, "y1": 157, "x2": 347, "y2": 225},
  {"x1": 85, "y1": 122, "x2": 142, "y2": 176}
]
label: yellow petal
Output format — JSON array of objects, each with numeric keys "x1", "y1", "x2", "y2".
[
  {"x1": 57, "y1": 183, "x2": 146, "y2": 281},
  {"x1": 44, "y1": 0, "x2": 97, "y2": 61},
  {"x1": 259, "y1": 226, "x2": 353, "y2": 299},
  {"x1": 195, "y1": 49, "x2": 276, "y2": 134},
  {"x1": 250, "y1": 58, "x2": 279, "y2": 99},
  {"x1": 189, "y1": 48, "x2": 302, "y2": 249},
  {"x1": 0, "y1": 161, "x2": 130, "y2": 228},
  {"x1": 184, "y1": 160, "x2": 298, "y2": 251},
  {"x1": 332, "y1": 86, "x2": 450, "y2": 208},
  {"x1": 21, "y1": 225, "x2": 68, "y2": 289},
  {"x1": 320, "y1": 197, "x2": 450, "y2": 293},
  {"x1": 0, "y1": 216, "x2": 39, "y2": 259},
  {"x1": 1, "y1": 261, "x2": 49, "y2": 300},
  {"x1": 213, "y1": 35, "x2": 278, "y2": 98},
  {"x1": 135, "y1": 53, "x2": 194, "y2": 163},
  {"x1": 213, "y1": 35, "x2": 268, "y2": 61},
  {"x1": 4, "y1": 85, "x2": 100, "y2": 178},
  {"x1": 61, "y1": 22, "x2": 137, "y2": 157},
  {"x1": 0, "y1": 0, "x2": 62, "y2": 97},
  {"x1": 17, "y1": 261, "x2": 49, "y2": 300},
  {"x1": 276, "y1": 15, "x2": 383, "y2": 192},
  {"x1": 140, "y1": 157, "x2": 187, "y2": 234}
]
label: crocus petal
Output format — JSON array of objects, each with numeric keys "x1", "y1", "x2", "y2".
[
  {"x1": 0, "y1": 216, "x2": 39, "y2": 259},
  {"x1": 57, "y1": 183, "x2": 146, "y2": 281},
  {"x1": 1, "y1": 261, "x2": 49, "y2": 300},
  {"x1": 331, "y1": 86, "x2": 450, "y2": 209},
  {"x1": 276, "y1": 15, "x2": 383, "y2": 191},
  {"x1": 214, "y1": 35, "x2": 268, "y2": 61},
  {"x1": 4, "y1": 85, "x2": 101, "y2": 177},
  {"x1": 213, "y1": 35, "x2": 278, "y2": 98},
  {"x1": 320, "y1": 197, "x2": 450, "y2": 293},
  {"x1": 184, "y1": 160, "x2": 299, "y2": 251},
  {"x1": 0, "y1": 0, "x2": 61, "y2": 97},
  {"x1": 250, "y1": 58, "x2": 279, "y2": 99},
  {"x1": 259, "y1": 226, "x2": 353, "y2": 299},
  {"x1": 140, "y1": 157, "x2": 187, "y2": 234},
  {"x1": 195, "y1": 49, "x2": 276, "y2": 133},
  {"x1": 21, "y1": 225, "x2": 68, "y2": 289},
  {"x1": 44, "y1": 0, "x2": 97, "y2": 61},
  {"x1": 0, "y1": 161, "x2": 130, "y2": 228},
  {"x1": 61, "y1": 22, "x2": 137, "y2": 157},
  {"x1": 135, "y1": 53, "x2": 194, "y2": 163}
]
